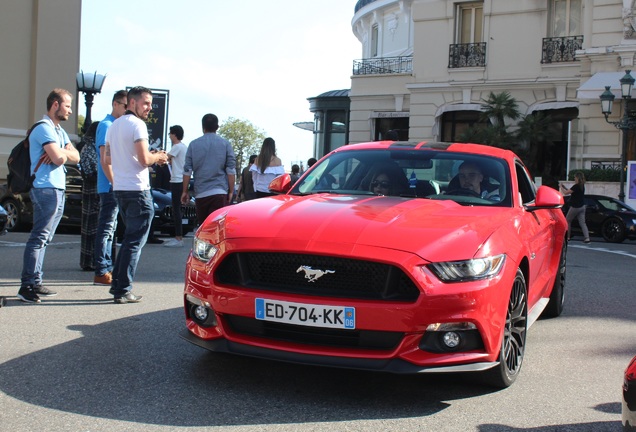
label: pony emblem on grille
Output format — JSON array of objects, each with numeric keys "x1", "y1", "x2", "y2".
[{"x1": 296, "y1": 265, "x2": 335, "y2": 283}]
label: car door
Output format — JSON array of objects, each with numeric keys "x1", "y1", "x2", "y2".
[{"x1": 515, "y1": 163, "x2": 556, "y2": 302}]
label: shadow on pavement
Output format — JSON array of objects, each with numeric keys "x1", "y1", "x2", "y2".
[{"x1": 0, "y1": 307, "x2": 500, "y2": 427}]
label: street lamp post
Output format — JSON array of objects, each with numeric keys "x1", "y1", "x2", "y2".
[
  {"x1": 599, "y1": 70, "x2": 636, "y2": 202},
  {"x1": 76, "y1": 70, "x2": 106, "y2": 134}
]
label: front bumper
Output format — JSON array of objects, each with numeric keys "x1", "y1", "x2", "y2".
[
  {"x1": 181, "y1": 242, "x2": 519, "y2": 372},
  {"x1": 179, "y1": 328, "x2": 498, "y2": 374}
]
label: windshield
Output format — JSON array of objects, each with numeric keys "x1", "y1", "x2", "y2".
[{"x1": 291, "y1": 149, "x2": 512, "y2": 207}]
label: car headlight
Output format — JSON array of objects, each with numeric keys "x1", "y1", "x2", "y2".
[
  {"x1": 427, "y1": 254, "x2": 506, "y2": 282},
  {"x1": 192, "y1": 237, "x2": 218, "y2": 263}
]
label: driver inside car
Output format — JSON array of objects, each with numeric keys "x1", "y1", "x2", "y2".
[{"x1": 457, "y1": 161, "x2": 501, "y2": 201}]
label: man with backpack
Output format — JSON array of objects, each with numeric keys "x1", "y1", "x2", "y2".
[{"x1": 18, "y1": 88, "x2": 79, "y2": 303}]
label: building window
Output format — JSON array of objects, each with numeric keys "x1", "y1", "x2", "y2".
[
  {"x1": 371, "y1": 24, "x2": 379, "y2": 57},
  {"x1": 457, "y1": 2, "x2": 483, "y2": 44},
  {"x1": 550, "y1": 0, "x2": 581, "y2": 37},
  {"x1": 374, "y1": 117, "x2": 409, "y2": 141},
  {"x1": 440, "y1": 110, "x2": 483, "y2": 142}
]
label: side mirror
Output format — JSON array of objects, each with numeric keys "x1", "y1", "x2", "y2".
[
  {"x1": 525, "y1": 185, "x2": 564, "y2": 211},
  {"x1": 268, "y1": 173, "x2": 292, "y2": 194}
]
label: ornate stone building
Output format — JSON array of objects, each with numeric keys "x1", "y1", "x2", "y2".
[{"x1": 349, "y1": 0, "x2": 636, "y2": 183}]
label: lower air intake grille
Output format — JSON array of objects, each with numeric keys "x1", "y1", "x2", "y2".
[{"x1": 225, "y1": 315, "x2": 403, "y2": 350}]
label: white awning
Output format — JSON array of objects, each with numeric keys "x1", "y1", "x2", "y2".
[
  {"x1": 527, "y1": 101, "x2": 579, "y2": 113},
  {"x1": 434, "y1": 103, "x2": 485, "y2": 117},
  {"x1": 576, "y1": 72, "x2": 627, "y2": 100}
]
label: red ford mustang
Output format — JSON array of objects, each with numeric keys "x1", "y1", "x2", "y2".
[{"x1": 180, "y1": 141, "x2": 568, "y2": 387}]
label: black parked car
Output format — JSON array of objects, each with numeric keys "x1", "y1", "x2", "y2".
[
  {"x1": 562, "y1": 194, "x2": 636, "y2": 243},
  {"x1": 0, "y1": 165, "x2": 197, "y2": 236},
  {"x1": 0, "y1": 204, "x2": 8, "y2": 235}
]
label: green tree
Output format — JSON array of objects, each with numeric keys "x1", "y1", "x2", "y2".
[
  {"x1": 480, "y1": 91, "x2": 520, "y2": 127},
  {"x1": 218, "y1": 117, "x2": 266, "y2": 176},
  {"x1": 515, "y1": 111, "x2": 552, "y2": 176},
  {"x1": 459, "y1": 91, "x2": 556, "y2": 184},
  {"x1": 460, "y1": 91, "x2": 521, "y2": 150},
  {"x1": 77, "y1": 114, "x2": 85, "y2": 137}
]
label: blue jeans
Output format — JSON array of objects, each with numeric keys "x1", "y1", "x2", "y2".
[
  {"x1": 94, "y1": 191, "x2": 119, "y2": 276},
  {"x1": 111, "y1": 190, "x2": 154, "y2": 296},
  {"x1": 21, "y1": 188, "x2": 65, "y2": 287}
]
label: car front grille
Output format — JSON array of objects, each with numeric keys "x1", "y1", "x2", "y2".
[
  {"x1": 215, "y1": 252, "x2": 420, "y2": 302},
  {"x1": 224, "y1": 315, "x2": 404, "y2": 351},
  {"x1": 164, "y1": 205, "x2": 196, "y2": 219}
]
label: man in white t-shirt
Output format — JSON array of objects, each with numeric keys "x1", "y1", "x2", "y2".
[
  {"x1": 164, "y1": 125, "x2": 187, "y2": 247},
  {"x1": 104, "y1": 86, "x2": 168, "y2": 304}
]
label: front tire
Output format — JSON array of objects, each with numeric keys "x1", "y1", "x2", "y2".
[{"x1": 483, "y1": 268, "x2": 527, "y2": 388}]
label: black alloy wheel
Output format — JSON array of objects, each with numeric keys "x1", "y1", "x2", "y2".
[
  {"x1": 484, "y1": 268, "x2": 528, "y2": 388},
  {"x1": 601, "y1": 218, "x2": 626, "y2": 243}
]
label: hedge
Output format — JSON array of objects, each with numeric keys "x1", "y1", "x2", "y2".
[{"x1": 567, "y1": 168, "x2": 623, "y2": 182}]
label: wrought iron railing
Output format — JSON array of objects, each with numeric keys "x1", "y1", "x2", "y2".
[
  {"x1": 353, "y1": 56, "x2": 413, "y2": 75},
  {"x1": 448, "y1": 42, "x2": 487, "y2": 68},
  {"x1": 591, "y1": 161, "x2": 621, "y2": 171},
  {"x1": 541, "y1": 35, "x2": 583, "y2": 63}
]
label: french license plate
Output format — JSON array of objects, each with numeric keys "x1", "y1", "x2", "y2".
[
  {"x1": 182, "y1": 218, "x2": 189, "y2": 224},
  {"x1": 255, "y1": 298, "x2": 355, "y2": 329}
]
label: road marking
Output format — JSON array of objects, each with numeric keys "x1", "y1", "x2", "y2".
[{"x1": 570, "y1": 243, "x2": 636, "y2": 259}]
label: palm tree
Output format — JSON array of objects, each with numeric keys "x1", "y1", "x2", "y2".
[
  {"x1": 515, "y1": 111, "x2": 552, "y2": 170},
  {"x1": 459, "y1": 91, "x2": 521, "y2": 150},
  {"x1": 480, "y1": 91, "x2": 520, "y2": 128}
]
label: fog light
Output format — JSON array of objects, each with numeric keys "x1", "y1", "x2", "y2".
[
  {"x1": 443, "y1": 331, "x2": 460, "y2": 348},
  {"x1": 193, "y1": 305, "x2": 208, "y2": 321},
  {"x1": 186, "y1": 294, "x2": 217, "y2": 327}
]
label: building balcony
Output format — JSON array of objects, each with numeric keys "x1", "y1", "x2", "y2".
[
  {"x1": 353, "y1": 56, "x2": 413, "y2": 75},
  {"x1": 541, "y1": 35, "x2": 583, "y2": 63},
  {"x1": 448, "y1": 42, "x2": 487, "y2": 68}
]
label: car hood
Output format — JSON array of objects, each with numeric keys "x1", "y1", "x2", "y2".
[{"x1": 209, "y1": 194, "x2": 517, "y2": 262}]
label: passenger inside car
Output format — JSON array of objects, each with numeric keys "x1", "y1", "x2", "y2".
[{"x1": 365, "y1": 162, "x2": 409, "y2": 196}]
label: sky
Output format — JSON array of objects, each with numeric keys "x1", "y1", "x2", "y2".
[{"x1": 79, "y1": 0, "x2": 361, "y2": 170}]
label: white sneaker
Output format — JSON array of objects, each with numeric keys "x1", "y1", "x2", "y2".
[{"x1": 163, "y1": 239, "x2": 183, "y2": 248}]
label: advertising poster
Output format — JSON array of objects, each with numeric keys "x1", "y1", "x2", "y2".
[{"x1": 628, "y1": 161, "x2": 636, "y2": 209}]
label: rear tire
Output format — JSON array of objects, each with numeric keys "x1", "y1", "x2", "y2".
[
  {"x1": 543, "y1": 239, "x2": 566, "y2": 318},
  {"x1": 601, "y1": 218, "x2": 626, "y2": 243},
  {"x1": 483, "y1": 268, "x2": 527, "y2": 388}
]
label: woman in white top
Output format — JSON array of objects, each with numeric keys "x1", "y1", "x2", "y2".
[{"x1": 250, "y1": 137, "x2": 285, "y2": 197}]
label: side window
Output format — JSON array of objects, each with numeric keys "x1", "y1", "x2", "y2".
[
  {"x1": 550, "y1": 0, "x2": 582, "y2": 37},
  {"x1": 371, "y1": 24, "x2": 379, "y2": 57},
  {"x1": 515, "y1": 163, "x2": 536, "y2": 204},
  {"x1": 456, "y1": 2, "x2": 483, "y2": 44}
]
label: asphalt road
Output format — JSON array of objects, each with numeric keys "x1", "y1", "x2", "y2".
[{"x1": 0, "y1": 231, "x2": 634, "y2": 432}]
